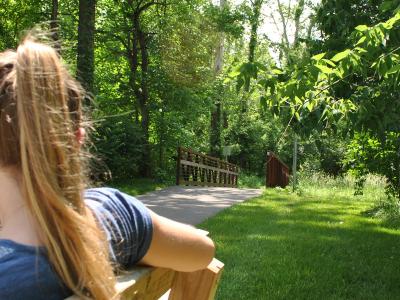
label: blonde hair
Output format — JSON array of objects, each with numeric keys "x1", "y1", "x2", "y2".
[{"x1": 0, "y1": 37, "x2": 117, "y2": 299}]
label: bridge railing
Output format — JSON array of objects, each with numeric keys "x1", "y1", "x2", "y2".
[
  {"x1": 266, "y1": 151, "x2": 289, "y2": 188},
  {"x1": 176, "y1": 147, "x2": 239, "y2": 187}
]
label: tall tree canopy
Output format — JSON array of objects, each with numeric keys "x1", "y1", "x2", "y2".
[{"x1": 2, "y1": 0, "x2": 399, "y2": 198}]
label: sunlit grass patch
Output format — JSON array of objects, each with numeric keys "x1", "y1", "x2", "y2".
[
  {"x1": 200, "y1": 187, "x2": 400, "y2": 300},
  {"x1": 296, "y1": 172, "x2": 387, "y2": 201},
  {"x1": 297, "y1": 172, "x2": 400, "y2": 227}
]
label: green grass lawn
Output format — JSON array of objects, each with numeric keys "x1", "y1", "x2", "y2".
[
  {"x1": 199, "y1": 186, "x2": 400, "y2": 300},
  {"x1": 108, "y1": 178, "x2": 170, "y2": 196}
]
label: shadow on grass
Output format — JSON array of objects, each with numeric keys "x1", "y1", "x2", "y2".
[{"x1": 200, "y1": 189, "x2": 400, "y2": 300}]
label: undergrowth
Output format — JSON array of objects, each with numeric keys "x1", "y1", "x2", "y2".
[
  {"x1": 296, "y1": 171, "x2": 400, "y2": 228},
  {"x1": 238, "y1": 172, "x2": 265, "y2": 189}
]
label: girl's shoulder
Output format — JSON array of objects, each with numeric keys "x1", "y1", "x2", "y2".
[
  {"x1": 0, "y1": 239, "x2": 72, "y2": 299},
  {"x1": 84, "y1": 187, "x2": 153, "y2": 268}
]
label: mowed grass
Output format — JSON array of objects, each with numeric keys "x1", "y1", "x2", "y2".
[
  {"x1": 199, "y1": 184, "x2": 400, "y2": 300},
  {"x1": 108, "y1": 178, "x2": 170, "y2": 196}
]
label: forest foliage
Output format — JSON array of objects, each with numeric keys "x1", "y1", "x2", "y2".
[{"x1": 1, "y1": 0, "x2": 400, "y2": 203}]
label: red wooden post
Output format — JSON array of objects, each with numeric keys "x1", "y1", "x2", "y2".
[{"x1": 266, "y1": 151, "x2": 289, "y2": 188}]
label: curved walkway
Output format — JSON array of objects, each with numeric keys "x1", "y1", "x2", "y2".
[{"x1": 136, "y1": 186, "x2": 263, "y2": 225}]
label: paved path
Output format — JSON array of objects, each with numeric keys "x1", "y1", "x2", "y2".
[{"x1": 136, "y1": 186, "x2": 263, "y2": 225}]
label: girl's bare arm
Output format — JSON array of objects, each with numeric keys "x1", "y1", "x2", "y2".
[{"x1": 139, "y1": 210, "x2": 215, "y2": 272}]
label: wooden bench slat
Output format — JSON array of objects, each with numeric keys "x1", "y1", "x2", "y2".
[
  {"x1": 65, "y1": 258, "x2": 224, "y2": 300},
  {"x1": 121, "y1": 267, "x2": 176, "y2": 300}
]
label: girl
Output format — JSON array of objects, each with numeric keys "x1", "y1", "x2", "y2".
[{"x1": 0, "y1": 36, "x2": 215, "y2": 300}]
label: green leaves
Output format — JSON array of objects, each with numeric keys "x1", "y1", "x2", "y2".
[
  {"x1": 355, "y1": 25, "x2": 369, "y2": 32},
  {"x1": 315, "y1": 64, "x2": 334, "y2": 74},
  {"x1": 386, "y1": 64, "x2": 400, "y2": 75},
  {"x1": 248, "y1": 7, "x2": 400, "y2": 154},
  {"x1": 345, "y1": 131, "x2": 400, "y2": 199},
  {"x1": 312, "y1": 53, "x2": 326, "y2": 61},
  {"x1": 331, "y1": 49, "x2": 351, "y2": 62},
  {"x1": 271, "y1": 68, "x2": 284, "y2": 75},
  {"x1": 356, "y1": 36, "x2": 367, "y2": 46}
]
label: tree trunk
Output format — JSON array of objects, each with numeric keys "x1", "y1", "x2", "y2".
[
  {"x1": 214, "y1": 0, "x2": 225, "y2": 75},
  {"x1": 247, "y1": 0, "x2": 263, "y2": 67},
  {"x1": 210, "y1": 102, "x2": 222, "y2": 157},
  {"x1": 159, "y1": 107, "x2": 165, "y2": 170},
  {"x1": 50, "y1": 0, "x2": 60, "y2": 53},
  {"x1": 306, "y1": 14, "x2": 316, "y2": 41},
  {"x1": 210, "y1": 0, "x2": 226, "y2": 158},
  {"x1": 124, "y1": 1, "x2": 165, "y2": 177},
  {"x1": 277, "y1": 0, "x2": 306, "y2": 63},
  {"x1": 239, "y1": 0, "x2": 264, "y2": 120},
  {"x1": 133, "y1": 12, "x2": 151, "y2": 177},
  {"x1": 77, "y1": 0, "x2": 96, "y2": 95},
  {"x1": 293, "y1": 0, "x2": 305, "y2": 47},
  {"x1": 241, "y1": 0, "x2": 263, "y2": 114},
  {"x1": 127, "y1": 29, "x2": 140, "y2": 125},
  {"x1": 276, "y1": 0, "x2": 291, "y2": 64}
]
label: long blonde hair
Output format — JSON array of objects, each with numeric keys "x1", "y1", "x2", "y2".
[{"x1": 0, "y1": 37, "x2": 117, "y2": 299}]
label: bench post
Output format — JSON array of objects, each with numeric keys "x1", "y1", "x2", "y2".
[{"x1": 168, "y1": 258, "x2": 224, "y2": 300}]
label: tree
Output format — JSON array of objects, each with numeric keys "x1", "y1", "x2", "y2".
[
  {"x1": 315, "y1": 0, "x2": 392, "y2": 52},
  {"x1": 242, "y1": 0, "x2": 263, "y2": 114},
  {"x1": 0, "y1": 0, "x2": 50, "y2": 49},
  {"x1": 269, "y1": 0, "x2": 312, "y2": 65},
  {"x1": 124, "y1": 0, "x2": 167, "y2": 177},
  {"x1": 95, "y1": 0, "x2": 168, "y2": 177},
  {"x1": 92, "y1": 0, "x2": 218, "y2": 179},
  {"x1": 210, "y1": 0, "x2": 226, "y2": 157},
  {"x1": 50, "y1": 0, "x2": 60, "y2": 52},
  {"x1": 77, "y1": 0, "x2": 96, "y2": 94},
  {"x1": 271, "y1": 9, "x2": 400, "y2": 195}
]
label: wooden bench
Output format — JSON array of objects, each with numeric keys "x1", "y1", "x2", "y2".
[{"x1": 66, "y1": 258, "x2": 224, "y2": 300}]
